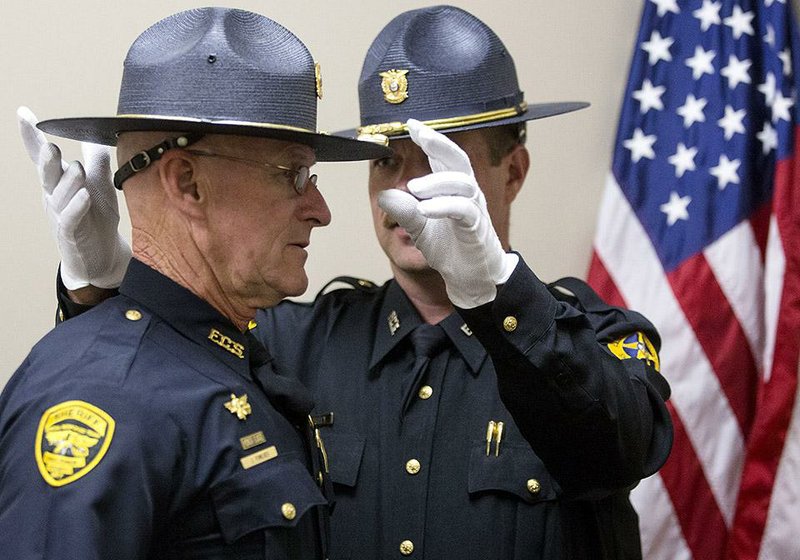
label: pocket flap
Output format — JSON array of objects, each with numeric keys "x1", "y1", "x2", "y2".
[
  {"x1": 211, "y1": 454, "x2": 327, "y2": 543},
  {"x1": 323, "y1": 431, "x2": 365, "y2": 488},
  {"x1": 468, "y1": 444, "x2": 558, "y2": 504}
]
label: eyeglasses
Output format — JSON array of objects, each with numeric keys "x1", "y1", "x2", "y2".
[{"x1": 186, "y1": 149, "x2": 317, "y2": 195}]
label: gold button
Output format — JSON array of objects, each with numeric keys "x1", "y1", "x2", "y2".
[
  {"x1": 400, "y1": 540, "x2": 415, "y2": 555},
  {"x1": 281, "y1": 502, "x2": 296, "y2": 520},
  {"x1": 405, "y1": 459, "x2": 421, "y2": 475},
  {"x1": 125, "y1": 309, "x2": 142, "y2": 321},
  {"x1": 527, "y1": 478, "x2": 541, "y2": 495},
  {"x1": 503, "y1": 316, "x2": 518, "y2": 332},
  {"x1": 418, "y1": 385, "x2": 433, "y2": 400}
]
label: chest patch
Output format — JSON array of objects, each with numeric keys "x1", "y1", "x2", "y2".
[{"x1": 35, "y1": 400, "x2": 116, "y2": 487}]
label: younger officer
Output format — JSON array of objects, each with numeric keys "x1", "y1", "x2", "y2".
[
  {"x1": 22, "y1": 6, "x2": 672, "y2": 560},
  {"x1": 0, "y1": 8, "x2": 387, "y2": 560}
]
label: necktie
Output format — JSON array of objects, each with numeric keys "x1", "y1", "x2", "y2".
[{"x1": 401, "y1": 324, "x2": 449, "y2": 418}]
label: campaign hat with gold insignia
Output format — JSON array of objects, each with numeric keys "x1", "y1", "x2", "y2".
[
  {"x1": 341, "y1": 5, "x2": 588, "y2": 141},
  {"x1": 37, "y1": 7, "x2": 390, "y2": 165}
]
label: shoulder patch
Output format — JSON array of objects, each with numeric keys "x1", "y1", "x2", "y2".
[
  {"x1": 35, "y1": 400, "x2": 116, "y2": 487},
  {"x1": 607, "y1": 332, "x2": 661, "y2": 372}
]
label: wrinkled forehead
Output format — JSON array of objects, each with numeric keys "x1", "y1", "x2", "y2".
[{"x1": 202, "y1": 134, "x2": 317, "y2": 165}]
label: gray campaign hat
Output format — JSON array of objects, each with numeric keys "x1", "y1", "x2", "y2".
[
  {"x1": 340, "y1": 5, "x2": 588, "y2": 141},
  {"x1": 38, "y1": 7, "x2": 389, "y2": 162}
]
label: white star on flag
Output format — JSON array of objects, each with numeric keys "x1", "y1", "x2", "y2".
[
  {"x1": 668, "y1": 143, "x2": 698, "y2": 177},
  {"x1": 677, "y1": 94, "x2": 708, "y2": 127},
  {"x1": 779, "y1": 48, "x2": 793, "y2": 75},
  {"x1": 650, "y1": 0, "x2": 680, "y2": 17},
  {"x1": 771, "y1": 90, "x2": 794, "y2": 123},
  {"x1": 633, "y1": 79, "x2": 666, "y2": 113},
  {"x1": 685, "y1": 46, "x2": 716, "y2": 79},
  {"x1": 641, "y1": 31, "x2": 674, "y2": 65},
  {"x1": 721, "y1": 55, "x2": 753, "y2": 89},
  {"x1": 710, "y1": 154, "x2": 741, "y2": 190},
  {"x1": 623, "y1": 128, "x2": 657, "y2": 162},
  {"x1": 757, "y1": 122, "x2": 779, "y2": 154},
  {"x1": 765, "y1": 24, "x2": 776, "y2": 47},
  {"x1": 724, "y1": 5, "x2": 755, "y2": 39},
  {"x1": 718, "y1": 105, "x2": 747, "y2": 139},
  {"x1": 659, "y1": 191, "x2": 692, "y2": 226},
  {"x1": 758, "y1": 72, "x2": 778, "y2": 105},
  {"x1": 693, "y1": 0, "x2": 722, "y2": 32}
]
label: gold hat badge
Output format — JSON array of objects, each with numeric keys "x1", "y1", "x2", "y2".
[
  {"x1": 315, "y1": 62, "x2": 323, "y2": 100},
  {"x1": 380, "y1": 69, "x2": 409, "y2": 104}
]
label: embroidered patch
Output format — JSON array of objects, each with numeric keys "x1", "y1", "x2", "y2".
[
  {"x1": 35, "y1": 400, "x2": 115, "y2": 487},
  {"x1": 607, "y1": 332, "x2": 661, "y2": 372}
]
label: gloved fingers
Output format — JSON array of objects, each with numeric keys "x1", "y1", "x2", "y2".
[
  {"x1": 417, "y1": 196, "x2": 480, "y2": 228},
  {"x1": 17, "y1": 106, "x2": 47, "y2": 164},
  {"x1": 81, "y1": 142, "x2": 116, "y2": 208},
  {"x1": 377, "y1": 189, "x2": 428, "y2": 238},
  {"x1": 407, "y1": 171, "x2": 477, "y2": 199},
  {"x1": 47, "y1": 161, "x2": 86, "y2": 214},
  {"x1": 58, "y1": 188, "x2": 92, "y2": 238},
  {"x1": 407, "y1": 119, "x2": 473, "y2": 176},
  {"x1": 38, "y1": 142, "x2": 65, "y2": 194}
]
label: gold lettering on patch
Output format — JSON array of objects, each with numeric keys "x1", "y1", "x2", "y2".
[
  {"x1": 240, "y1": 445, "x2": 278, "y2": 469},
  {"x1": 208, "y1": 328, "x2": 245, "y2": 359},
  {"x1": 240, "y1": 431, "x2": 267, "y2": 450}
]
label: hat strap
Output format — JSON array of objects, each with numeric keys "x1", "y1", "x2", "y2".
[{"x1": 114, "y1": 133, "x2": 204, "y2": 190}]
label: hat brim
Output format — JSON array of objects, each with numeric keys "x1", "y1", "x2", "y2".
[
  {"x1": 336, "y1": 101, "x2": 590, "y2": 141},
  {"x1": 37, "y1": 116, "x2": 391, "y2": 162}
]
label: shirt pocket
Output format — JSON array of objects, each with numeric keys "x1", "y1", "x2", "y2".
[
  {"x1": 468, "y1": 442, "x2": 558, "y2": 504},
  {"x1": 210, "y1": 453, "x2": 327, "y2": 544},
  {"x1": 323, "y1": 431, "x2": 365, "y2": 488}
]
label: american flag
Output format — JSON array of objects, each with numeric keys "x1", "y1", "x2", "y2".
[{"x1": 587, "y1": 0, "x2": 800, "y2": 558}]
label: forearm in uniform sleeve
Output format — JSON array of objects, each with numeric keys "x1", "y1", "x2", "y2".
[
  {"x1": 56, "y1": 265, "x2": 118, "y2": 324},
  {"x1": 457, "y1": 254, "x2": 673, "y2": 497}
]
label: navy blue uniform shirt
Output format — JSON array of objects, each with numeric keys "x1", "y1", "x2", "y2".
[
  {"x1": 257, "y1": 255, "x2": 673, "y2": 560},
  {"x1": 0, "y1": 260, "x2": 329, "y2": 559}
]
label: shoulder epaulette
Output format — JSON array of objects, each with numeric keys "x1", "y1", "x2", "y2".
[{"x1": 314, "y1": 276, "x2": 379, "y2": 301}]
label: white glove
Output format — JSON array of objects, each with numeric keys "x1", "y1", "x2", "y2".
[
  {"x1": 378, "y1": 119, "x2": 519, "y2": 308},
  {"x1": 18, "y1": 106, "x2": 131, "y2": 290}
]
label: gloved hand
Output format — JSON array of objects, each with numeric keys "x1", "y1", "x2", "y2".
[
  {"x1": 18, "y1": 106, "x2": 131, "y2": 290},
  {"x1": 378, "y1": 119, "x2": 519, "y2": 308}
]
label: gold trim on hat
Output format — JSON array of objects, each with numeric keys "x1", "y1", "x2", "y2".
[
  {"x1": 356, "y1": 102, "x2": 528, "y2": 137},
  {"x1": 114, "y1": 114, "x2": 318, "y2": 134}
]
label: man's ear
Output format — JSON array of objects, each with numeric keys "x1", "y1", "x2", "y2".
[
  {"x1": 158, "y1": 150, "x2": 205, "y2": 219},
  {"x1": 504, "y1": 143, "x2": 530, "y2": 205}
]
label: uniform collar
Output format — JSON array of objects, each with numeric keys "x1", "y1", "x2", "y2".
[
  {"x1": 118, "y1": 259, "x2": 256, "y2": 379},
  {"x1": 369, "y1": 280, "x2": 487, "y2": 375}
]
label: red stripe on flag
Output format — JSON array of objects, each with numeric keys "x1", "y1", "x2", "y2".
[
  {"x1": 587, "y1": 252, "x2": 627, "y2": 307},
  {"x1": 659, "y1": 402, "x2": 728, "y2": 560},
  {"x1": 749, "y1": 202, "x2": 772, "y2": 265},
  {"x1": 667, "y1": 254, "x2": 760, "y2": 435},
  {"x1": 728, "y1": 127, "x2": 800, "y2": 559}
]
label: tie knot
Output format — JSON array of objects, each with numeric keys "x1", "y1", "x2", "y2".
[{"x1": 410, "y1": 324, "x2": 448, "y2": 359}]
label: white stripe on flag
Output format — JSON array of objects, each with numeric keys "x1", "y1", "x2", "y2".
[
  {"x1": 630, "y1": 474, "x2": 691, "y2": 560},
  {"x1": 762, "y1": 216, "x2": 786, "y2": 382}
]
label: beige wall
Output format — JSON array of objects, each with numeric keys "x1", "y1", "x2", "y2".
[{"x1": 1, "y1": 1, "x2": 653, "y2": 387}]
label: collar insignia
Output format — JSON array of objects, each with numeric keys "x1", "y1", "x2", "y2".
[
  {"x1": 388, "y1": 310, "x2": 401, "y2": 336},
  {"x1": 460, "y1": 323, "x2": 473, "y2": 337},
  {"x1": 35, "y1": 400, "x2": 116, "y2": 487},
  {"x1": 208, "y1": 328, "x2": 245, "y2": 359},
  {"x1": 379, "y1": 69, "x2": 409, "y2": 104},
  {"x1": 224, "y1": 393, "x2": 252, "y2": 420}
]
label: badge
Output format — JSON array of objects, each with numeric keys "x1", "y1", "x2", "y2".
[
  {"x1": 380, "y1": 69, "x2": 409, "y2": 104},
  {"x1": 224, "y1": 393, "x2": 252, "y2": 420},
  {"x1": 35, "y1": 400, "x2": 115, "y2": 487},
  {"x1": 607, "y1": 332, "x2": 661, "y2": 372},
  {"x1": 315, "y1": 62, "x2": 323, "y2": 100}
]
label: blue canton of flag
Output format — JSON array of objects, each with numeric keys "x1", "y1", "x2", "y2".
[{"x1": 614, "y1": 0, "x2": 793, "y2": 272}]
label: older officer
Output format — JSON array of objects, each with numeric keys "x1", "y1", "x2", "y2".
[
  {"x1": 0, "y1": 7, "x2": 387, "y2": 560},
  {"x1": 22, "y1": 6, "x2": 672, "y2": 560}
]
